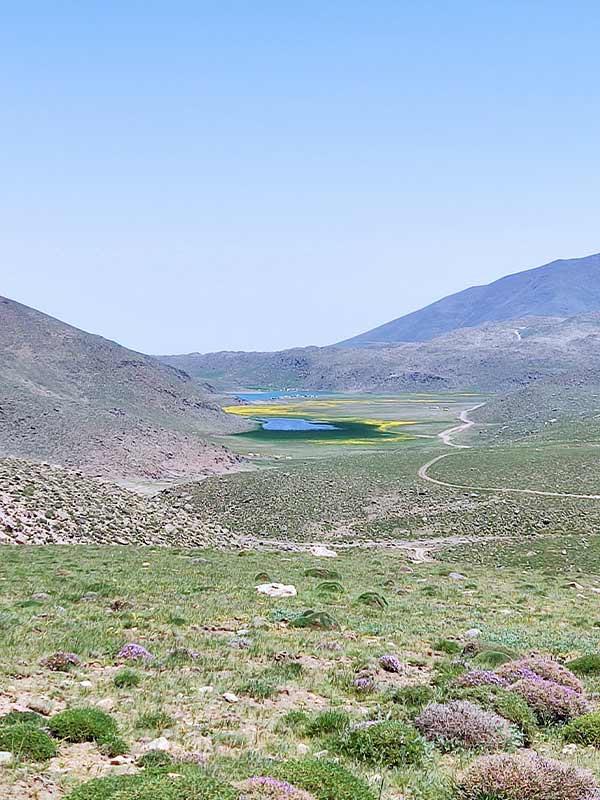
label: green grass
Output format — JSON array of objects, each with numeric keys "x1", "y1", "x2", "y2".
[{"x1": 2, "y1": 544, "x2": 600, "y2": 797}]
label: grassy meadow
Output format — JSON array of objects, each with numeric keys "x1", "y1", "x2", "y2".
[
  {"x1": 3, "y1": 391, "x2": 600, "y2": 799},
  {"x1": 2, "y1": 544, "x2": 600, "y2": 799}
]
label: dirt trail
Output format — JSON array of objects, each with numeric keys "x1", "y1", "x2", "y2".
[{"x1": 419, "y1": 406, "x2": 600, "y2": 501}]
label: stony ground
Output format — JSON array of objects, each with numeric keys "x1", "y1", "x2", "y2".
[
  {"x1": 0, "y1": 459, "x2": 236, "y2": 547},
  {"x1": 1, "y1": 545, "x2": 600, "y2": 799}
]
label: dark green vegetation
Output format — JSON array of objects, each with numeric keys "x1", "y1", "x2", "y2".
[
  {"x1": 0, "y1": 722, "x2": 58, "y2": 761},
  {"x1": 2, "y1": 545, "x2": 600, "y2": 797}
]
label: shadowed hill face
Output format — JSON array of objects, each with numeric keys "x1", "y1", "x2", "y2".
[
  {"x1": 338, "y1": 252, "x2": 600, "y2": 345},
  {"x1": 0, "y1": 296, "x2": 249, "y2": 480}
]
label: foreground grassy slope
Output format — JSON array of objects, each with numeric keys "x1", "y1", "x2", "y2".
[{"x1": 2, "y1": 545, "x2": 600, "y2": 798}]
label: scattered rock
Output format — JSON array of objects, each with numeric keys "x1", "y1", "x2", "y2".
[
  {"x1": 309, "y1": 546, "x2": 337, "y2": 558},
  {"x1": 256, "y1": 583, "x2": 297, "y2": 598},
  {"x1": 145, "y1": 737, "x2": 170, "y2": 752}
]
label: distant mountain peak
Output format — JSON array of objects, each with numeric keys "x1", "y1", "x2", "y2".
[{"x1": 338, "y1": 252, "x2": 600, "y2": 346}]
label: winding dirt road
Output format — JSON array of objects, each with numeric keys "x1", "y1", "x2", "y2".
[{"x1": 418, "y1": 405, "x2": 600, "y2": 500}]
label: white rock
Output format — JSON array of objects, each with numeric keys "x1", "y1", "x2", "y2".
[
  {"x1": 198, "y1": 685, "x2": 214, "y2": 695},
  {"x1": 96, "y1": 697, "x2": 115, "y2": 711},
  {"x1": 145, "y1": 736, "x2": 170, "y2": 751},
  {"x1": 222, "y1": 692, "x2": 239, "y2": 704},
  {"x1": 464, "y1": 628, "x2": 481, "y2": 638},
  {"x1": 256, "y1": 582, "x2": 297, "y2": 598},
  {"x1": 79, "y1": 680, "x2": 93, "y2": 688},
  {"x1": 309, "y1": 546, "x2": 337, "y2": 558},
  {"x1": 449, "y1": 572, "x2": 466, "y2": 581},
  {"x1": 297, "y1": 743, "x2": 310, "y2": 755},
  {"x1": 0, "y1": 751, "x2": 14, "y2": 766},
  {"x1": 562, "y1": 743, "x2": 578, "y2": 754}
]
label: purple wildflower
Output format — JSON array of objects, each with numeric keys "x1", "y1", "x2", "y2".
[
  {"x1": 510, "y1": 677, "x2": 591, "y2": 723},
  {"x1": 497, "y1": 657, "x2": 583, "y2": 693},
  {"x1": 379, "y1": 654, "x2": 402, "y2": 673},
  {"x1": 40, "y1": 652, "x2": 81, "y2": 671},
  {"x1": 353, "y1": 677, "x2": 376, "y2": 694},
  {"x1": 456, "y1": 670, "x2": 509, "y2": 689},
  {"x1": 117, "y1": 642, "x2": 153, "y2": 661}
]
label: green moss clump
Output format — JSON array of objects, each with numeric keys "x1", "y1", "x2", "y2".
[
  {"x1": 304, "y1": 568, "x2": 341, "y2": 580},
  {"x1": 472, "y1": 650, "x2": 513, "y2": 668},
  {"x1": 340, "y1": 720, "x2": 426, "y2": 767},
  {"x1": 113, "y1": 668, "x2": 141, "y2": 688},
  {"x1": 567, "y1": 654, "x2": 600, "y2": 676},
  {"x1": 98, "y1": 734, "x2": 128, "y2": 757},
  {"x1": 65, "y1": 769, "x2": 237, "y2": 800},
  {"x1": 304, "y1": 710, "x2": 350, "y2": 738},
  {"x1": 0, "y1": 722, "x2": 57, "y2": 761},
  {"x1": 269, "y1": 759, "x2": 376, "y2": 800},
  {"x1": 0, "y1": 710, "x2": 45, "y2": 727},
  {"x1": 136, "y1": 750, "x2": 175, "y2": 769},
  {"x1": 563, "y1": 711, "x2": 600, "y2": 746},
  {"x1": 290, "y1": 610, "x2": 339, "y2": 630},
  {"x1": 355, "y1": 592, "x2": 388, "y2": 609},
  {"x1": 48, "y1": 707, "x2": 119, "y2": 746},
  {"x1": 433, "y1": 639, "x2": 462, "y2": 655},
  {"x1": 390, "y1": 684, "x2": 435, "y2": 711}
]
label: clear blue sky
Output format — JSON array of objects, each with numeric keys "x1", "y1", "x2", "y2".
[{"x1": 2, "y1": 2, "x2": 599, "y2": 353}]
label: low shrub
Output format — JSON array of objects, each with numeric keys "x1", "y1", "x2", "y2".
[
  {"x1": 379, "y1": 654, "x2": 402, "y2": 673},
  {"x1": 113, "y1": 669, "x2": 141, "y2": 689},
  {"x1": 117, "y1": 642, "x2": 154, "y2": 661},
  {"x1": 446, "y1": 686, "x2": 537, "y2": 744},
  {"x1": 497, "y1": 657, "x2": 583, "y2": 693},
  {"x1": 455, "y1": 670, "x2": 508, "y2": 689},
  {"x1": 40, "y1": 651, "x2": 81, "y2": 671},
  {"x1": 268, "y1": 759, "x2": 376, "y2": 800},
  {"x1": 510, "y1": 678, "x2": 591, "y2": 723},
  {"x1": 415, "y1": 700, "x2": 521, "y2": 751},
  {"x1": 48, "y1": 707, "x2": 120, "y2": 745},
  {"x1": 458, "y1": 752, "x2": 596, "y2": 800},
  {"x1": 567, "y1": 653, "x2": 600, "y2": 676},
  {"x1": 0, "y1": 722, "x2": 57, "y2": 761},
  {"x1": 65, "y1": 769, "x2": 237, "y2": 799},
  {"x1": 352, "y1": 677, "x2": 376, "y2": 694},
  {"x1": 563, "y1": 710, "x2": 600, "y2": 746},
  {"x1": 340, "y1": 719, "x2": 426, "y2": 766}
]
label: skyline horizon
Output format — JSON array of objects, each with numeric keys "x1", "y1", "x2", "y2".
[
  {"x1": 5, "y1": 246, "x2": 599, "y2": 355},
  {"x1": 3, "y1": 3, "x2": 600, "y2": 353}
]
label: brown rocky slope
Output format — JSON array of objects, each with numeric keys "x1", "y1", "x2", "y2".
[{"x1": 0, "y1": 295, "x2": 251, "y2": 480}]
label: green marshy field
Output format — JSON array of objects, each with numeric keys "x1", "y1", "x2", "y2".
[{"x1": 221, "y1": 393, "x2": 484, "y2": 458}]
